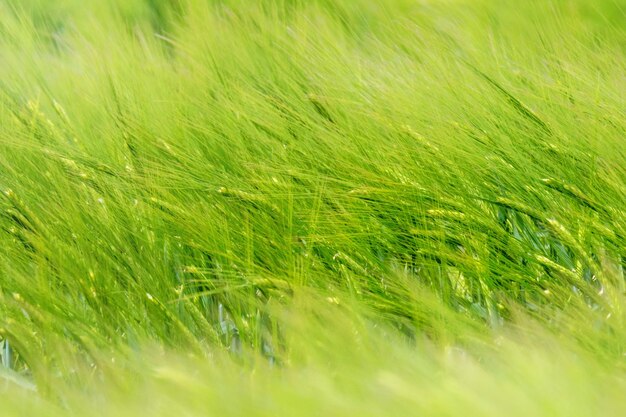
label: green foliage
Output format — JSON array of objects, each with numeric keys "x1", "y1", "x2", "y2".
[{"x1": 0, "y1": 0, "x2": 624, "y2": 415}]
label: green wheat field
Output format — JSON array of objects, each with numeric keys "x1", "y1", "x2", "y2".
[{"x1": 0, "y1": 0, "x2": 625, "y2": 415}]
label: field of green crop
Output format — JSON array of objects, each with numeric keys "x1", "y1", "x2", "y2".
[{"x1": 0, "y1": 0, "x2": 625, "y2": 415}]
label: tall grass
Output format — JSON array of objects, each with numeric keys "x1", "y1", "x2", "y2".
[{"x1": 0, "y1": 0, "x2": 625, "y2": 415}]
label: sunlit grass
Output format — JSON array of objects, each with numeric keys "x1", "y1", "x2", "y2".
[{"x1": 0, "y1": 0, "x2": 625, "y2": 415}]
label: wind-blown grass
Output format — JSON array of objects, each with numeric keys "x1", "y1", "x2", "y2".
[{"x1": 0, "y1": 0, "x2": 625, "y2": 415}]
